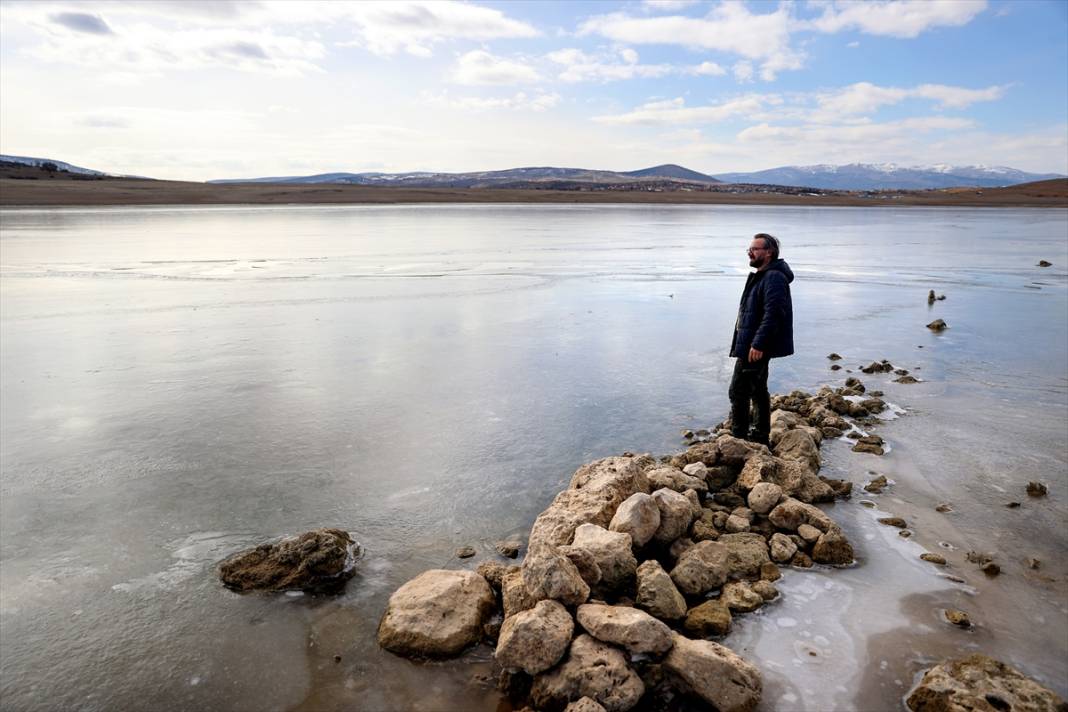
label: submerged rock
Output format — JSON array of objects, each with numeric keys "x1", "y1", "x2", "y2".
[
  {"x1": 921, "y1": 553, "x2": 947, "y2": 565},
  {"x1": 378, "y1": 569, "x2": 496, "y2": 658},
  {"x1": 217, "y1": 528, "x2": 360, "y2": 593},
  {"x1": 456, "y1": 546, "x2": 477, "y2": 559},
  {"x1": 927, "y1": 319, "x2": 948, "y2": 331},
  {"x1": 906, "y1": 654, "x2": 1065, "y2": 712},
  {"x1": 878, "y1": 516, "x2": 907, "y2": 528},
  {"x1": 1037, "y1": 260, "x2": 1052, "y2": 267},
  {"x1": 1026, "y1": 481, "x2": 1048, "y2": 497},
  {"x1": 496, "y1": 540, "x2": 523, "y2": 558},
  {"x1": 944, "y1": 609, "x2": 971, "y2": 628}
]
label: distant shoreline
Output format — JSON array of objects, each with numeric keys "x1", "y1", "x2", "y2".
[{"x1": 2, "y1": 177, "x2": 1066, "y2": 208}]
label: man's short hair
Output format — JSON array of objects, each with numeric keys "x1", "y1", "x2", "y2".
[{"x1": 754, "y1": 233, "x2": 780, "y2": 259}]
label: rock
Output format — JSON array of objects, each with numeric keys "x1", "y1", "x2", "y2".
[
  {"x1": 635, "y1": 560, "x2": 687, "y2": 620},
  {"x1": 831, "y1": 364, "x2": 842, "y2": 371},
  {"x1": 706, "y1": 465, "x2": 738, "y2": 490},
  {"x1": 906, "y1": 654, "x2": 1066, "y2": 712},
  {"x1": 769, "y1": 533, "x2": 798, "y2": 563},
  {"x1": 664, "y1": 634, "x2": 762, "y2": 712},
  {"x1": 921, "y1": 553, "x2": 947, "y2": 565},
  {"x1": 773, "y1": 429, "x2": 821, "y2": 475},
  {"x1": 935, "y1": 503, "x2": 952, "y2": 513},
  {"x1": 218, "y1": 528, "x2": 360, "y2": 593},
  {"x1": 860, "y1": 397, "x2": 886, "y2": 413},
  {"x1": 576, "y1": 604, "x2": 674, "y2": 655},
  {"x1": 944, "y1": 609, "x2": 971, "y2": 628},
  {"x1": 523, "y1": 550, "x2": 591, "y2": 607},
  {"x1": 684, "y1": 599, "x2": 732, "y2": 637},
  {"x1": 495, "y1": 599, "x2": 574, "y2": 675},
  {"x1": 820, "y1": 477, "x2": 853, "y2": 499},
  {"x1": 716, "y1": 435, "x2": 769, "y2": 468},
  {"x1": 1038, "y1": 260, "x2": 1052, "y2": 267},
  {"x1": 1027, "y1": 558, "x2": 1041, "y2": 569},
  {"x1": 496, "y1": 540, "x2": 523, "y2": 558},
  {"x1": 927, "y1": 319, "x2": 948, "y2": 331},
  {"x1": 736, "y1": 453, "x2": 779, "y2": 490},
  {"x1": 852, "y1": 436, "x2": 885, "y2": 455},
  {"x1": 861, "y1": 360, "x2": 894, "y2": 374},
  {"x1": 502, "y1": 568, "x2": 540, "y2": 618},
  {"x1": 895, "y1": 375, "x2": 920, "y2": 384},
  {"x1": 722, "y1": 581, "x2": 764, "y2": 612},
  {"x1": 790, "y1": 551, "x2": 813, "y2": 568},
  {"x1": 812, "y1": 527, "x2": 855, "y2": 565},
  {"x1": 713, "y1": 491, "x2": 747, "y2": 509},
  {"x1": 1007, "y1": 501, "x2": 1021, "y2": 508},
  {"x1": 878, "y1": 516, "x2": 907, "y2": 528},
  {"x1": 565, "y1": 698, "x2": 607, "y2": 712},
  {"x1": 608, "y1": 493, "x2": 661, "y2": 548},
  {"x1": 864, "y1": 475, "x2": 889, "y2": 493},
  {"x1": 477, "y1": 561, "x2": 517, "y2": 591},
  {"x1": 561, "y1": 547, "x2": 603, "y2": 587},
  {"x1": 1026, "y1": 481, "x2": 1048, "y2": 497},
  {"x1": 669, "y1": 537, "x2": 695, "y2": 561},
  {"x1": 751, "y1": 579, "x2": 778, "y2": 601},
  {"x1": 670, "y1": 540, "x2": 730, "y2": 595},
  {"x1": 378, "y1": 569, "x2": 496, "y2": 658},
  {"x1": 797, "y1": 524, "x2": 822, "y2": 543},
  {"x1": 456, "y1": 546, "x2": 477, "y2": 559},
  {"x1": 765, "y1": 459, "x2": 835, "y2": 504},
  {"x1": 652, "y1": 488, "x2": 696, "y2": 544},
  {"x1": 719, "y1": 532, "x2": 772, "y2": 579},
  {"x1": 684, "y1": 489, "x2": 702, "y2": 518},
  {"x1": 768, "y1": 497, "x2": 834, "y2": 532},
  {"x1": 682, "y1": 461, "x2": 708, "y2": 479},
  {"x1": 828, "y1": 352, "x2": 842, "y2": 360},
  {"x1": 747, "y1": 482, "x2": 783, "y2": 514},
  {"x1": 530, "y1": 634, "x2": 644, "y2": 712},
  {"x1": 928, "y1": 289, "x2": 937, "y2": 304},
  {"x1": 563, "y1": 525, "x2": 637, "y2": 592},
  {"x1": 899, "y1": 530, "x2": 913, "y2": 539},
  {"x1": 681, "y1": 429, "x2": 695, "y2": 440},
  {"x1": 981, "y1": 562, "x2": 1001, "y2": 577},
  {"x1": 647, "y1": 466, "x2": 708, "y2": 496},
  {"x1": 725, "y1": 513, "x2": 751, "y2": 533}
]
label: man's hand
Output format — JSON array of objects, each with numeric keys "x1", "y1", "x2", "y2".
[{"x1": 748, "y1": 346, "x2": 764, "y2": 363}]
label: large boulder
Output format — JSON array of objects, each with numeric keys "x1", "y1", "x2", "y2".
[
  {"x1": 218, "y1": 528, "x2": 360, "y2": 593},
  {"x1": 378, "y1": 570, "x2": 496, "y2": 658},
  {"x1": 664, "y1": 634, "x2": 762, "y2": 712},
  {"x1": 562, "y1": 524, "x2": 637, "y2": 591},
  {"x1": 609, "y1": 492, "x2": 660, "y2": 548},
  {"x1": 522, "y1": 549, "x2": 590, "y2": 606},
  {"x1": 719, "y1": 532, "x2": 771, "y2": 579},
  {"x1": 767, "y1": 460, "x2": 835, "y2": 503},
  {"x1": 768, "y1": 497, "x2": 835, "y2": 532},
  {"x1": 646, "y1": 466, "x2": 708, "y2": 496},
  {"x1": 716, "y1": 436, "x2": 769, "y2": 468},
  {"x1": 576, "y1": 603, "x2": 674, "y2": 655},
  {"x1": 773, "y1": 429, "x2": 821, "y2": 475},
  {"x1": 635, "y1": 559, "x2": 687, "y2": 620},
  {"x1": 747, "y1": 482, "x2": 783, "y2": 514},
  {"x1": 906, "y1": 654, "x2": 1065, "y2": 712},
  {"x1": 670, "y1": 540, "x2": 730, "y2": 595},
  {"x1": 528, "y1": 456, "x2": 650, "y2": 550},
  {"x1": 531, "y1": 634, "x2": 645, "y2": 712},
  {"x1": 652, "y1": 488, "x2": 696, "y2": 544},
  {"x1": 495, "y1": 599, "x2": 574, "y2": 675}
]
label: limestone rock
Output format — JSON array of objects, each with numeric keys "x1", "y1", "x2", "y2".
[
  {"x1": 576, "y1": 603, "x2": 674, "y2": 655},
  {"x1": 477, "y1": 561, "x2": 517, "y2": 591},
  {"x1": 722, "y1": 581, "x2": 764, "y2": 612},
  {"x1": 921, "y1": 553, "x2": 947, "y2": 565},
  {"x1": 646, "y1": 466, "x2": 708, "y2": 496},
  {"x1": 906, "y1": 654, "x2": 1065, "y2": 712},
  {"x1": 565, "y1": 698, "x2": 607, "y2": 712},
  {"x1": 561, "y1": 547, "x2": 603, "y2": 587},
  {"x1": 670, "y1": 540, "x2": 730, "y2": 595},
  {"x1": 523, "y1": 549, "x2": 591, "y2": 606},
  {"x1": 768, "y1": 497, "x2": 834, "y2": 532},
  {"x1": 751, "y1": 579, "x2": 778, "y2": 601},
  {"x1": 496, "y1": 540, "x2": 523, "y2": 558},
  {"x1": 760, "y1": 561, "x2": 782, "y2": 581},
  {"x1": 456, "y1": 546, "x2": 477, "y2": 559},
  {"x1": 664, "y1": 634, "x2": 762, "y2": 712},
  {"x1": 747, "y1": 482, "x2": 783, "y2": 514},
  {"x1": 681, "y1": 462, "x2": 708, "y2": 479},
  {"x1": 812, "y1": 526, "x2": 854, "y2": 566},
  {"x1": 719, "y1": 532, "x2": 772, "y2": 579},
  {"x1": 495, "y1": 599, "x2": 575, "y2": 675},
  {"x1": 797, "y1": 524, "x2": 821, "y2": 543},
  {"x1": 736, "y1": 453, "x2": 779, "y2": 490},
  {"x1": 1027, "y1": 481, "x2": 1048, "y2": 497},
  {"x1": 878, "y1": 516, "x2": 907, "y2": 528},
  {"x1": 530, "y1": 634, "x2": 644, "y2": 712},
  {"x1": 564, "y1": 524, "x2": 637, "y2": 591},
  {"x1": 944, "y1": 609, "x2": 971, "y2": 628},
  {"x1": 725, "y1": 513, "x2": 751, "y2": 533},
  {"x1": 683, "y1": 599, "x2": 732, "y2": 637},
  {"x1": 502, "y1": 568, "x2": 540, "y2": 618},
  {"x1": 926, "y1": 319, "x2": 948, "y2": 331},
  {"x1": 218, "y1": 528, "x2": 360, "y2": 593},
  {"x1": 378, "y1": 569, "x2": 496, "y2": 658},
  {"x1": 773, "y1": 429, "x2": 821, "y2": 475},
  {"x1": 652, "y1": 488, "x2": 696, "y2": 544},
  {"x1": 717, "y1": 435, "x2": 769, "y2": 468},
  {"x1": 769, "y1": 533, "x2": 797, "y2": 563},
  {"x1": 635, "y1": 560, "x2": 687, "y2": 621}
]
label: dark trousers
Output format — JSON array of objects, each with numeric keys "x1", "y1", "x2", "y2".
[{"x1": 729, "y1": 355, "x2": 770, "y2": 443}]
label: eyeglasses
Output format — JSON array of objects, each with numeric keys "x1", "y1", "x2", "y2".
[{"x1": 747, "y1": 247, "x2": 768, "y2": 254}]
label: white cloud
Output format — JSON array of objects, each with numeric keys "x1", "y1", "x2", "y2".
[
  {"x1": 738, "y1": 116, "x2": 975, "y2": 143},
  {"x1": 579, "y1": 3, "x2": 804, "y2": 81},
  {"x1": 816, "y1": 81, "x2": 1007, "y2": 116},
  {"x1": 593, "y1": 95, "x2": 771, "y2": 125},
  {"x1": 732, "y1": 61, "x2": 754, "y2": 83},
  {"x1": 451, "y1": 50, "x2": 541, "y2": 85},
  {"x1": 643, "y1": 0, "x2": 700, "y2": 11},
  {"x1": 547, "y1": 47, "x2": 674, "y2": 83},
  {"x1": 847, "y1": 41, "x2": 860, "y2": 48},
  {"x1": 425, "y1": 91, "x2": 561, "y2": 112},
  {"x1": 806, "y1": 0, "x2": 987, "y2": 39},
  {"x1": 689, "y1": 61, "x2": 727, "y2": 76}
]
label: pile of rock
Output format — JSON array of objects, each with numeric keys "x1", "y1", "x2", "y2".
[{"x1": 378, "y1": 388, "x2": 862, "y2": 711}]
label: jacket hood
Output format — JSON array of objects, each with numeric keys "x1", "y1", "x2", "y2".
[{"x1": 764, "y1": 258, "x2": 794, "y2": 283}]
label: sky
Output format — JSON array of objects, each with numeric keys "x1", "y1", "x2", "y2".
[{"x1": 1, "y1": 0, "x2": 1066, "y2": 181}]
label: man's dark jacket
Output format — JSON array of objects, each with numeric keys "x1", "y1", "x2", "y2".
[{"x1": 730, "y1": 258, "x2": 794, "y2": 358}]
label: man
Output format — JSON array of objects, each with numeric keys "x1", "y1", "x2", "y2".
[{"x1": 728, "y1": 233, "x2": 794, "y2": 445}]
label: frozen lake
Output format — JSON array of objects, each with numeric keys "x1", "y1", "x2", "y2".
[{"x1": 2, "y1": 204, "x2": 1066, "y2": 710}]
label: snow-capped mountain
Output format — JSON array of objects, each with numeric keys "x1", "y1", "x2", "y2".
[
  {"x1": 0, "y1": 154, "x2": 112, "y2": 176},
  {"x1": 712, "y1": 163, "x2": 1064, "y2": 190}
]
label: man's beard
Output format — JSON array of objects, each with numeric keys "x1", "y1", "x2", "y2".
[{"x1": 749, "y1": 256, "x2": 763, "y2": 268}]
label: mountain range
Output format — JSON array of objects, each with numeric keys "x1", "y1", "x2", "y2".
[{"x1": 3, "y1": 154, "x2": 1063, "y2": 190}]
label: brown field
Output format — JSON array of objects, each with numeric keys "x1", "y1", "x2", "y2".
[{"x1": 1, "y1": 167, "x2": 1065, "y2": 209}]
